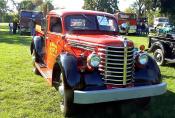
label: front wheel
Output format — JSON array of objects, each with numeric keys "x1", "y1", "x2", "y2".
[
  {"x1": 59, "y1": 72, "x2": 76, "y2": 117},
  {"x1": 153, "y1": 49, "x2": 165, "y2": 66}
]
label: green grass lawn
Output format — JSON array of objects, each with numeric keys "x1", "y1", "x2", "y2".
[{"x1": 0, "y1": 23, "x2": 175, "y2": 118}]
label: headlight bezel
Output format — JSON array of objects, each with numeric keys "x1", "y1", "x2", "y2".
[
  {"x1": 87, "y1": 53, "x2": 101, "y2": 68},
  {"x1": 138, "y1": 53, "x2": 149, "y2": 65}
]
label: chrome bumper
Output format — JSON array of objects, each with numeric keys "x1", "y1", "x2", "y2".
[
  {"x1": 128, "y1": 29, "x2": 136, "y2": 33},
  {"x1": 74, "y1": 82, "x2": 166, "y2": 104}
]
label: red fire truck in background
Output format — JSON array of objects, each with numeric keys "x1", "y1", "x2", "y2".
[{"x1": 115, "y1": 12, "x2": 137, "y2": 34}]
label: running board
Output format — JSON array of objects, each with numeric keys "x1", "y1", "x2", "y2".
[
  {"x1": 165, "y1": 58, "x2": 175, "y2": 63},
  {"x1": 35, "y1": 62, "x2": 53, "y2": 86}
]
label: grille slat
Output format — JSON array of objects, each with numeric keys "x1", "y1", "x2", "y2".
[
  {"x1": 106, "y1": 58, "x2": 133, "y2": 61},
  {"x1": 98, "y1": 45, "x2": 134, "y2": 86},
  {"x1": 104, "y1": 78, "x2": 132, "y2": 82}
]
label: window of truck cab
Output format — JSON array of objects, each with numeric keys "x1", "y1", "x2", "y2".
[
  {"x1": 49, "y1": 16, "x2": 62, "y2": 33},
  {"x1": 64, "y1": 14, "x2": 118, "y2": 32}
]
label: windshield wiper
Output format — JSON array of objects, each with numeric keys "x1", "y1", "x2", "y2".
[{"x1": 81, "y1": 14, "x2": 96, "y2": 25}]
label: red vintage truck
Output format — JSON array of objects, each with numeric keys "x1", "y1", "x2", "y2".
[
  {"x1": 114, "y1": 12, "x2": 137, "y2": 34},
  {"x1": 30, "y1": 9, "x2": 166, "y2": 117}
]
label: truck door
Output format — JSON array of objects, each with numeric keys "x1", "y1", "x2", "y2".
[{"x1": 45, "y1": 16, "x2": 64, "y2": 69}]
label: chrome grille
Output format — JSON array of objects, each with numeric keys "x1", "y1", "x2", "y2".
[{"x1": 98, "y1": 46, "x2": 134, "y2": 86}]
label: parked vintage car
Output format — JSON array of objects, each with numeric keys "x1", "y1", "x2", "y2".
[
  {"x1": 148, "y1": 24, "x2": 175, "y2": 65},
  {"x1": 30, "y1": 9, "x2": 166, "y2": 117}
]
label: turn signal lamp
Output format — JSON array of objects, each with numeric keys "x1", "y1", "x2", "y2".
[{"x1": 139, "y1": 45, "x2": 145, "y2": 52}]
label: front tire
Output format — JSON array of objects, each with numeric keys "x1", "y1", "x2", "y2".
[
  {"x1": 153, "y1": 49, "x2": 165, "y2": 66},
  {"x1": 59, "y1": 72, "x2": 75, "y2": 117}
]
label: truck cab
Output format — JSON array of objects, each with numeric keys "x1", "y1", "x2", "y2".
[{"x1": 31, "y1": 9, "x2": 166, "y2": 117}]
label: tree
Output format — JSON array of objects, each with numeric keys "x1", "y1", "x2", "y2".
[
  {"x1": 14, "y1": 0, "x2": 54, "y2": 16},
  {"x1": 42, "y1": 0, "x2": 54, "y2": 16},
  {"x1": 129, "y1": 0, "x2": 161, "y2": 25},
  {"x1": 124, "y1": 7, "x2": 135, "y2": 14},
  {"x1": 131, "y1": 0, "x2": 145, "y2": 17},
  {"x1": 0, "y1": 0, "x2": 7, "y2": 14},
  {"x1": 160, "y1": 0, "x2": 175, "y2": 23},
  {"x1": 83, "y1": 0, "x2": 119, "y2": 14},
  {"x1": 0, "y1": 0, "x2": 8, "y2": 22},
  {"x1": 18, "y1": 0, "x2": 34, "y2": 11}
]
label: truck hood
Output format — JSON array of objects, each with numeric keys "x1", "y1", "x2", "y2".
[{"x1": 66, "y1": 34, "x2": 134, "y2": 47}]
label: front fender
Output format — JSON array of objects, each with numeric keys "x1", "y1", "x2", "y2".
[
  {"x1": 58, "y1": 53, "x2": 80, "y2": 88},
  {"x1": 149, "y1": 41, "x2": 165, "y2": 53},
  {"x1": 134, "y1": 56, "x2": 161, "y2": 86}
]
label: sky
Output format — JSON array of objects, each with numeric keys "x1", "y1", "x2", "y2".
[
  {"x1": 8, "y1": 0, "x2": 136, "y2": 12},
  {"x1": 119, "y1": 0, "x2": 136, "y2": 11},
  {"x1": 52, "y1": 0, "x2": 136, "y2": 11}
]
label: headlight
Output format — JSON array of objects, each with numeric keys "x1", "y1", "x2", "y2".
[
  {"x1": 138, "y1": 54, "x2": 148, "y2": 65},
  {"x1": 87, "y1": 53, "x2": 101, "y2": 67}
]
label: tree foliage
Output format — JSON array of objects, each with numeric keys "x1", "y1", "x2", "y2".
[
  {"x1": 10, "y1": 0, "x2": 54, "y2": 16},
  {"x1": 42, "y1": 0, "x2": 54, "y2": 16},
  {"x1": 18, "y1": 0, "x2": 34, "y2": 11},
  {"x1": 124, "y1": 7, "x2": 135, "y2": 14},
  {"x1": 0, "y1": 0, "x2": 7, "y2": 14},
  {"x1": 83, "y1": 0, "x2": 119, "y2": 14},
  {"x1": 160, "y1": 0, "x2": 175, "y2": 23}
]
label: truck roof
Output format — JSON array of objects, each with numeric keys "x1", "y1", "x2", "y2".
[{"x1": 48, "y1": 9, "x2": 115, "y2": 18}]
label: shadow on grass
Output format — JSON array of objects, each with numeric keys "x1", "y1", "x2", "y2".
[
  {"x1": 67, "y1": 90, "x2": 175, "y2": 118},
  {"x1": 164, "y1": 63, "x2": 175, "y2": 67},
  {"x1": 0, "y1": 30, "x2": 31, "y2": 46},
  {"x1": 72, "y1": 101, "x2": 122, "y2": 118},
  {"x1": 162, "y1": 74, "x2": 175, "y2": 79}
]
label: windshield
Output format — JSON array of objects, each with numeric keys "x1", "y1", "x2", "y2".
[{"x1": 65, "y1": 14, "x2": 118, "y2": 32}]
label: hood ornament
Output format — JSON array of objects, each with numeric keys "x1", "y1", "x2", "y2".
[{"x1": 124, "y1": 38, "x2": 128, "y2": 48}]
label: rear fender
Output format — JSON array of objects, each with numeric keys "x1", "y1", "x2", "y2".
[
  {"x1": 58, "y1": 53, "x2": 81, "y2": 88},
  {"x1": 32, "y1": 36, "x2": 43, "y2": 55},
  {"x1": 30, "y1": 40, "x2": 34, "y2": 55}
]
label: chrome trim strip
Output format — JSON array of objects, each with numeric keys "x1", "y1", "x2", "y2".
[
  {"x1": 105, "y1": 66, "x2": 132, "y2": 70},
  {"x1": 107, "y1": 62, "x2": 133, "y2": 66},
  {"x1": 105, "y1": 79, "x2": 125, "y2": 82},
  {"x1": 67, "y1": 39, "x2": 106, "y2": 47},
  {"x1": 105, "y1": 70, "x2": 132, "y2": 74},
  {"x1": 99, "y1": 49, "x2": 133, "y2": 53},
  {"x1": 123, "y1": 39, "x2": 128, "y2": 85},
  {"x1": 104, "y1": 74, "x2": 132, "y2": 78},
  {"x1": 68, "y1": 41, "x2": 95, "y2": 51},
  {"x1": 106, "y1": 58, "x2": 132, "y2": 61},
  {"x1": 99, "y1": 46, "x2": 134, "y2": 49}
]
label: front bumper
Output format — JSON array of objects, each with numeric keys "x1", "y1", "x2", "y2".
[
  {"x1": 74, "y1": 82, "x2": 166, "y2": 104},
  {"x1": 128, "y1": 29, "x2": 136, "y2": 33}
]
